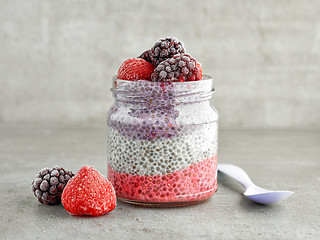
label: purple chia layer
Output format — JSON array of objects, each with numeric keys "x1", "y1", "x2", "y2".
[{"x1": 107, "y1": 77, "x2": 214, "y2": 141}]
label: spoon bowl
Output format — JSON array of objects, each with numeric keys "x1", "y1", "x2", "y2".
[
  {"x1": 244, "y1": 186, "x2": 293, "y2": 204},
  {"x1": 218, "y1": 164, "x2": 293, "y2": 205}
]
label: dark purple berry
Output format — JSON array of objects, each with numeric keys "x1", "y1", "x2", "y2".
[
  {"x1": 51, "y1": 169, "x2": 59, "y2": 177},
  {"x1": 40, "y1": 180, "x2": 49, "y2": 191},
  {"x1": 151, "y1": 53, "x2": 201, "y2": 82},
  {"x1": 33, "y1": 178, "x2": 42, "y2": 189},
  {"x1": 35, "y1": 189, "x2": 42, "y2": 198},
  {"x1": 49, "y1": 186, "x2": 57, "y2": 194},
  {"x1": 139, "y1": 37, "x2": 186, "y2": 66},
  {"x1": 40, "y1": 168, "x2": 49, "y2": 176},
  {"x1": 138, "y1": 50, "x2": 153, "y2": 64},
  {"x1": 43, "y1": 174, "x2": 50, "y2": 181},
  {"x1": 58, "y1": 175, "x2": 64, "y2": 182},
  {"x1": 31, "y1": 166, "x2": 74, "y2": 205},
  {"x1": 50, "y1": 177, "x2": 59, "y2": 186},
  {"x1": 57, "y1": 183, "x2": 64, "y2": 192}
]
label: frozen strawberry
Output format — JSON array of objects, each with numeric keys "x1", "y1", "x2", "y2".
[
  {"x1": 118, "y1": 58, "x2": 155, "y2": 81},
  {"x1": 61, "y1": 166, "x2": 116, "y2": 216},
  {"x1": 197, "y1": 61, "x2": 203, "y2": 79}
]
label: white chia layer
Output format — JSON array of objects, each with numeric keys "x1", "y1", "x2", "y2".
[{"x1": 107, "y1": 122, "x2": 218, "y2": 176}]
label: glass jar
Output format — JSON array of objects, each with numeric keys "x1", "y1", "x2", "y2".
[{"x1": 107, "y1": 75, "x2": 218, "y2": 207}]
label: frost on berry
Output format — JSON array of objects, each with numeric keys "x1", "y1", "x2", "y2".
[
  {"x1": 61, "y1": 166, "x2": 117, "y2": 216},
  {"x1": 31, "y1": 166, "x2": 74, "y2": 205},
  {"x1": 151, "y1": 53, "x2": 201, "y2": 82},
  {"x1": 139, "y1": 37, "x2": 186, "y2": 66}
]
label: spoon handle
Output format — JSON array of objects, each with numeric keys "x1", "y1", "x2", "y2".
[{"x1": 218, "y1": 164, "x2": 254, "y2": 189}]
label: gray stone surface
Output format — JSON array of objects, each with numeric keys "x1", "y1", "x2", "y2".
[
  {"x1": 0, "y1": 0, "x2": 320, "y2": 129},
  {"x1": 1, "y1": 124, "x2": 319, "y2": 239}
]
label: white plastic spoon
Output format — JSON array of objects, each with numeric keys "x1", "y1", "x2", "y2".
[{"x1": 218, "y1": 163, "x2": 294, "y2": 204}]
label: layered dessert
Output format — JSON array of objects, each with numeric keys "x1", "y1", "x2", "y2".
[{"x1": 107, "y1": 38, "x2": 218, "y2": 206}]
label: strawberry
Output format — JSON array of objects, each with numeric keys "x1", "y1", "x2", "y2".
[
  {"x1": 61, "y1": 166, "x2": 116, "y2": 216},
  {"x1": 118, "y1": 58, "x2": 155, "y2": 81},
  {"x1": 197, "y1": 61, "x2": 203, "y2": 79}
]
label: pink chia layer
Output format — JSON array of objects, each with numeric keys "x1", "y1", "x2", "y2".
[{"x1": 108, "y1": 155, "x2": 217, "y2": 203}]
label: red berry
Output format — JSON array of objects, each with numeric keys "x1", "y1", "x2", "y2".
[
  {"x1": 118, "y1": 58, "x2": 155, "y2": 81},
  {"x1": 61, "y1": 166, "x2": 116, "y2": 216},
  {"x1": 197, "y1": 62, "x2": 203, "y2": 79}
]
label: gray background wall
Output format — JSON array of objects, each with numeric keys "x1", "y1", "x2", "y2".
[{"x1": 0, "y1": 0, "x2": 319, "y2": 129}]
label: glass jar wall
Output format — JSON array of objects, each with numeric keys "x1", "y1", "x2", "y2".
[{"x1": 107, "y1": 76, "x2": 218, "y2": 207}]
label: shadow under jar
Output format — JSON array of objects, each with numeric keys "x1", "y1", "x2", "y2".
[{"x1": 107, "y1": 75, "x2": 218, "y2": 207}]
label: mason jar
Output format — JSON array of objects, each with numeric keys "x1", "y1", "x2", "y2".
[{"x1": 107, "y1": 75, "x2": 218, "y2": 207}]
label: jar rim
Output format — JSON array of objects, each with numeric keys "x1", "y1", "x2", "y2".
[
  {"x1": 112, "y1": 74, "x2": 214, "y2": 92},
  {"x1": 112, "y1": 74, "x2": 213, "y2": 86},
  {"x1": 111, "y1": 74, "x2": 215, "y2": 103}
]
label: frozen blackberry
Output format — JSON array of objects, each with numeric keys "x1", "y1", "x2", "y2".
[
  {"x1": 139, "y1": 37, "x2": 186, "y2": 66},
  {"x1": 31, "y1": 166, "x2": 74, "y2": 205},
  {"x1": 151, "y1": 53, "x2": 201, "y2": 82},
  {"x1": 138, "y1": 50, "x2": 153, "y2": 64}
]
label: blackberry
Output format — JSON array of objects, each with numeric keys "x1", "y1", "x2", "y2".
[
  {"x1": 138, "y1": 50, "x2": 153, "y2": 64},
  {"x1": 31, "y1": 166, "x2": 74, "y2": 205},
  {"x1": 151, "y1": 53, "x2": 201, "y2": 82},
  {"x1": 139, "y1": 37, "x2": 186, "y2": 66}
]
